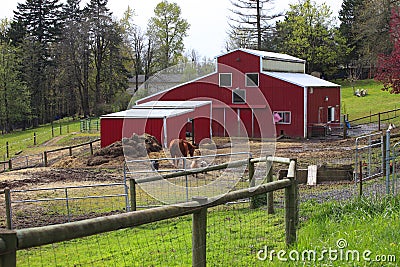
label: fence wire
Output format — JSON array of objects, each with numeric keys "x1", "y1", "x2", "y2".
[{"x1": 16, "y1": 201, "x2": 286, "y2": 266}]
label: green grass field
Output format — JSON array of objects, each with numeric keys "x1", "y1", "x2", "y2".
[
  {"x1": 338, "y1": 79, "x2": 400, "y2": 124},
  {"x1": 16, "y1": 196, "x2": 400, "y2": 266},
  {"x1": 0, "y1": 119, "x2": 99, "y2": 160}
]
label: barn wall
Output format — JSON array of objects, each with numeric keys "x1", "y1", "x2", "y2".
[
  {"x1": 101, "y1": 118, "x2": 165, "y2": 148},
  {"x1": 260, "y1": 75, "x2": 305, "y2": 137},
  {"x1": 100, "y1": 118, "x2": 123, "y2": 147},
  {"x1": 307, "y1": 87, "x2": 341, "y2": 125}
]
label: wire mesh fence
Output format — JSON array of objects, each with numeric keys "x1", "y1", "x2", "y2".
[
  {"x1": 6, "y1": 183, "x2": 128, "y2": 229},
  {"x1": 16, "y1": 202, "x2": 286, "y2": 267},
  {"x1": 0, "y1": 157, "x2": 297, "y2": 267}
]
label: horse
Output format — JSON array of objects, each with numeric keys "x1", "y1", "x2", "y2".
[{"x1": 169, "y1": 139, "x2": 197, "y2": 168}]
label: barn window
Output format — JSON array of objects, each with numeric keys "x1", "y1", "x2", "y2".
[
  {"x1": 328, "y1": 107, "x2": 335, "y2": 122},
  {"x1": 219, "y1": 73, "x2": 232, "y2": 87},
  {"x1": 274, "y1": 111, "x2": 291, "y2": 124},
  {"x1": 232, "y1": 89, "x2": 246, "y2": 104},
  {"x1": 246, "y1": 73, "x2": 259, "y2": 87}
]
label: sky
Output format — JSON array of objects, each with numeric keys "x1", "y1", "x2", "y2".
[{"x1": 0, "y1": 0, "x2": 343, "y2": 59}]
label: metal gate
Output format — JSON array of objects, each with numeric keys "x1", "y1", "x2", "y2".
[
  {"x1": 392, "y1": 142, "x2": 400, "y2": 195},
  {"x1": 354, "y1": 132, "x2": 384, "y2": 182}
]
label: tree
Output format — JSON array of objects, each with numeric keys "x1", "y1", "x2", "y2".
[
  {"x1": 0, "y1": 19, "x2": 30, "y2": 133},
  {"x1": 12, "y1": 0, "x2": 63, "y2": 124},
  {"x1": 338, "y1": 0, "x2": 364, "y2": 73},
  {"x1": 148, "y1": 1, "x2": 190, "y2": 69},
  {"x1": 227, "y1": 0, "x2": 281, "y2": 50},
  {"x1": 352, "y1": 0, "x2": 400, "y2": 67},
  {"x1": 57, "y1": 0, "x2": 86, "y2": 117},
  {"x1": 275, "y1": 0, "x2": 349, "y2": 75},
  {"x1": 375, "y1": 7, "x2": 400, "y2": 94},
  {"x1": 120, "y1": 6, "x2": 145, "y2": 93},
  {"x1": 84, "y1": 0, "x2": 129, "y2": 115}
]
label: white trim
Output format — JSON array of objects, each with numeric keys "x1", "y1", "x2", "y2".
[
  {"x1": 219, "y1": 73, "x2": 232, "y2": 87},
  {"x1": 237, "y1": 108, "x2": 241, "y2": 136},
  {"x1": 304, "y1": 87, "x2": 308, "y2": 138},
  {"x1": 223, "y1": 108, "x2": 226, "y2": 137},
  {"x1": 262, "y1": 71, "x2": 340, "y2": 88},
  {"x1": 275, "y1": 111, "x2": 291, "y2": 124},
  {"x1": 163, "y1": 117, "x2": 168, "y2": 148},
  {"x1": 232, "y1": 89, "x2": 246, "y2": 104},
  {"x1": 210, "y1": 104, "x2": 213, "y2": 138},
  {"x1": 245, "y1": 73, "x2": 259, "y2": 87},
  {"x1": 214, "y1": 48, "x2": 306, "y2": 63},
  {"x1": 251, "y1": 108, "x2": 254, "y2": 138}
]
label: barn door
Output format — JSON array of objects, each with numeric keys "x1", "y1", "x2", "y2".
[{"x1": 318, "y1": 107, "x2": 325, "y2": 123}]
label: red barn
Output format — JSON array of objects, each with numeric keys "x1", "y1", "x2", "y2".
[
  {"x1": 100, "y1": 101, "x2": 212, "y2": 147},
  {"x1": 137, "y1": 48, "x2": 340, "y2": 139}
]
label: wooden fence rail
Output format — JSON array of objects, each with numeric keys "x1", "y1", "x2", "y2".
[
  {"x1": 0, "y1": 139, "x2": 100, "y2": 172},
  {"x1": 0, "y1": 157, "x2": 298, "y2": 267}
]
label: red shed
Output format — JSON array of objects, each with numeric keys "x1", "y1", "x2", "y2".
[
  {"x1": 100, "y1": 101, "x2": 212, "y2": 147},
  {"x1": 136, "y1": 49, "x2": 340, "y2": 139}
]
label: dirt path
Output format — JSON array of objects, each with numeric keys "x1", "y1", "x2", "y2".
[{"x1": 40, "y1": 135, "x2": 66, "y2": 147}]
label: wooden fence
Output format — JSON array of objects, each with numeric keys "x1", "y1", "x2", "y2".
[
  {"x1": 0, "y1": 156, "x2": 298, "y2": 267},
  {"x1": 0, "y1": 139, "x2": 100, "y2": 172}
]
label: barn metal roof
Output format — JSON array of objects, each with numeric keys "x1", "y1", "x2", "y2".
[
  {"x1": 101, "y1": 108, "x2": 194, "y2": 119},
  {"x1": 136, "y1": 100, "x2": 212, "y2": 109},
  {"x1": 227, "y1": 48, "x2": 306, "y2": 63},
  {"x1": 264, "y1": 72, "x2": 340, "y2": 87}
]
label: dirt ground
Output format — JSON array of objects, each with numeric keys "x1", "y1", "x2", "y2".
[{"x1": 0, "y1": 136, "x2": 357, "y2": 190}]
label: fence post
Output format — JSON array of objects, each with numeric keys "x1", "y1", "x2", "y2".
[
  {"x1": 6, "y1": 142, "x2": 9, "y2": 159},
  {"x1": 386, "y1": 130, "x2": 391, "y2": 195},
  {"x1": 359, "y1": 161, "x2": 363, "y2": 197},
  {"x1": 378, "y1": 113, "x2": 381, "y2": 131},
  {"x1": 8, "y1": 160, "x2": 12, "y2": 171},
  {"x1": 51, "y1": 123, "x2": 54, "y2": 137},
  {"x1": 285, "y1": 160, "x2": 298, "y2": 246},
  {"x1": 65, "y1": 188, "x2": 71, "y2": 223},
  {"x1": 69, "y1": 147, "x2": 72, "y2": 157},
  {"x1": 59, "y1": 121, "x2": 62, "y2": 135},
  {"x1": 343, "y1": 114, "x2": 347, "y2": 139},
  {"x1": 129, "y1": 179, "x2": 137, "y2": 212},
  {"x1": 0, "y1": 230, "x2": 17, "y2": 267},
  {"x1": 266, "y1": 161, "x2": 274, "y2": 214},
  {"x1": 249, "y1": 158, "x2": 256, "y2": 209},
  {"x1": 382, "y1": 133, "x2": 386, "y2": 178},
  {"x1": 33, "y1": 132, "x2": 37, "y2": 146},
  {"x1": 5, "y1": 188, "x2": 12, "y2": 230},
  {"x1": 44, "y1": 151, "x2": 48, "y2": 167},
  {"x1": 89, "y1": 142, "x2": 94, "y2": 155},
  {"x1": 192, "y1": 197, "x2": 208, "y2": 267}
]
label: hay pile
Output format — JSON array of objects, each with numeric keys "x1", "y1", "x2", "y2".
[{"x1": 87, "y1": 133, "x2": 162, "y2": 166}]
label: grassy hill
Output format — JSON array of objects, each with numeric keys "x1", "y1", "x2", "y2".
[{"x1": 338, "y1": 79, "x2": 400, "y2": 122}]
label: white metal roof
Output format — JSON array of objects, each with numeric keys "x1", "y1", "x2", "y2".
[
  {"x1": 136, "y1": 100, "x2": 212, "y2": 109},
  {"x1": 101, "y1": 108, "x2": 194, "y2": 119},
  {"x1": 232, "y1": 48, "x2": 305, "y2": 63},
  {"x1": 264, "y1": 72, "x2": 340, "y2": 87}
]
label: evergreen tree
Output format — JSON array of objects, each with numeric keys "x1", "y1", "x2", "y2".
[
  {"x1": 227, "y1": 0, "x2": 281, "y2": 51},
  {"x1": 275, "y1": 0, "x2": 349, "y2": 75},
  {"x1": 12, "y1": 0, "x2": 63, "y2": 124}
]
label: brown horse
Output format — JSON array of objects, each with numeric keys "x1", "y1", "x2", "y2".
[{"x1": 169, "y1": 139, "x2": 197, "y2": 168}]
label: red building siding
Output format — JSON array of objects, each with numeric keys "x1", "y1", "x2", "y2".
[{"x1": 134, "y1": 49, "x2": 340, "y2": 139}]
